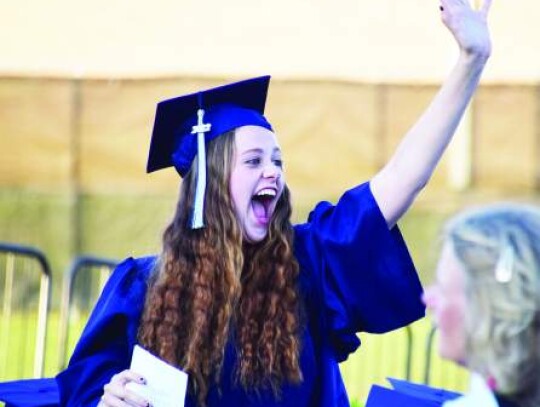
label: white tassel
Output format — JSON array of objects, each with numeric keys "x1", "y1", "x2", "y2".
[{"x1": 190, "y1": 108, "x2": 211, "y2": 229}]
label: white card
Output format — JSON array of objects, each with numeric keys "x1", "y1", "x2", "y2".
[{"x1": 125, "y1": 345, "x2": 188, "y2": 407}]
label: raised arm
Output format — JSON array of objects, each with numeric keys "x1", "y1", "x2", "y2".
[{"x1": 371, "y1": 0, "x2": 493, "y2": 228}]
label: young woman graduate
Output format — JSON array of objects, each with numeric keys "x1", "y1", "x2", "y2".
[{"x1": 56, "y1": 0, "x2": 493, "y2": 405}]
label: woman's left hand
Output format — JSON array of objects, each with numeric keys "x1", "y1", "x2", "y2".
[{"x1": 440, "y1": 0, "x2": 493, "y2": 60}]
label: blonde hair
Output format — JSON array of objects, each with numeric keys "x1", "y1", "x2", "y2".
[{"x1": 444, "y1": 204, "x2": 540, "y2": 406}]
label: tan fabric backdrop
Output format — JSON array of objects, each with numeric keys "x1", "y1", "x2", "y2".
[{"x1": 1, "y1": 77, "x2": 538, "y2": 203}]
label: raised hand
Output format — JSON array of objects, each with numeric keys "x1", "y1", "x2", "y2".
[
  {"x1": 440, "y1": 0, "x2": 493, "y2": 59},
  {"x1": 371, "y1": 0, "x2": 494, "y2": 228}
]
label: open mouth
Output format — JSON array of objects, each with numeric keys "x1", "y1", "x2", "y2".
[{"x1": 251, "y1": 188, "x2": 277, "y2": 224}]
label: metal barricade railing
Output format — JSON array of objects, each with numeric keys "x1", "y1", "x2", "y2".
[
  {"x1": 403, "y1": 325, "x2": 413, "y2": 380},
  {"x1": 423, "y1": 325, "x2": 437, "y2": 385},
  {"x1": 340, "y1": 322, "x2": 417, "y2": 401},
  {"x1": 0, "y1": 242, "x2": 52, "y2": 379},
  {"x1": 57, "y1": 256, "x2": 117, "y2": 370},
  {"x1": 422, "y1": 323, "x2": 469, "y2": 390}
]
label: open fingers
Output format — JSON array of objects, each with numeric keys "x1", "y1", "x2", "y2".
[
  {"x1": 439, "y1": 0, "x2": 461, "y2": 14},
  {"x1": 100, "y1": 392, "x2": 134, "y2": 407},
  {"x1": 111, "y1": 370, "x2": 146, "y2": 386},
  {"x1": 480, "y1": 0, "x2": 493, "y2": 16},
  {"x1": 439, "y1": 0, "x2": 492, "y2": 16},
  {"x1": 101, "y1": 370, "x2": 150, "y2": 407},
  {"x1": 457, "y1": 0, "x2": 493, "y2": 16}
]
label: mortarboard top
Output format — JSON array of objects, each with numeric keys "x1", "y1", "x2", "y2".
[
  {"x1": 366, "y1": 385, "x2": 437, "y2": 407},
  {"x1": 147, "y1": 75, "x2": 273, "y2": 177},
  {"x1": 388, "y1": 377, "x2": 461, "y2": 402},
  {"x1": 365, "y1": 378, "x2": 462, "y2": 407}
]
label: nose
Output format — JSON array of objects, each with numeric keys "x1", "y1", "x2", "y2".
[
  {"x1": 422, "y1": 287, "x2": 436, "y2": 309},
  {"x1": 262, "y1": 164, "x2": 280, "y2": 180}
]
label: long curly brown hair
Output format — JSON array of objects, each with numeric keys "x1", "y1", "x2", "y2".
[{"x1": 138, "y1": 130, "x2": 302, "y2": 406}]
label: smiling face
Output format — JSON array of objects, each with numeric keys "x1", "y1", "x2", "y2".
[
  {"x1": 229, "y1": 125, "x2": 285, "y2": 243},
  {"x1": 423, "y1": 242, "x2": 468, "y2": 364}
]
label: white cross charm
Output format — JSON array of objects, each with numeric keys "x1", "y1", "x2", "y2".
[{"x1": 191, "y1": 109, "x2": 211, "y2": 135}]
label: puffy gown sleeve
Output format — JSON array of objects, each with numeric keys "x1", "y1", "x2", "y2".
[
  {"x1": 294, "y1": 182, "x2": 425, "y2": 362},
  {"x1": 55, "y1": 256, "x2": 155, "y2": 407}
]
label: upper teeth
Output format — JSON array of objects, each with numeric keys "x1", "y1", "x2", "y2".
[{"x1": 256, "y1": 189, "x2": 276, "y2": 197}]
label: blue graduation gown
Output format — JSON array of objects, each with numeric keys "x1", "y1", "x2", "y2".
[
  {"x1": 0, "y1": 378, "x2": 59, "y2": 407},
  {"x1": 56, "y1": 182, "x2": 425, "y2": 406}
]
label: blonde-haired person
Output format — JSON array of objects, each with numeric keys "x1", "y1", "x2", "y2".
[{"x1": 423, "y1": 204, "x2": 540, "y2": 407}]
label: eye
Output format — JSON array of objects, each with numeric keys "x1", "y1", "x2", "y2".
[
  {"x1": 273, "y1": 158, "x2": 283, "y2": 168},
  {"x1": 245, "y1": 157, "x2": 261, "y2": 166}
]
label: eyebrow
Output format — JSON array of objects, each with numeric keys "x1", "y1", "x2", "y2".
[{"x1": 240, "y1": 147, "x2": 281, "y2": 156}]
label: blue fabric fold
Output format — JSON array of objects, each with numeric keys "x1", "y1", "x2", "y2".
[
  {"x1": 56, "y1": 256, "x2": 155, "y2": 406},
  {"x1": 295, "y1": 182, "x2": 425, "y2": 361},
  {"x1": 0, "y1": 378, "x2": 58, "y2": 407}
]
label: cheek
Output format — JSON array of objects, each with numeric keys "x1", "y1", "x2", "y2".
[
  {"x1": 438, "y1": 301, "x2": 464, "y2": 332},
  {"x1": 279, "y1": 171, "x2": 286, "y2": 186},
  {"x1": 437, "y1": 299, "x2": 467, "y2": 361},
  {"x1": 229, "y1": 172, "x2": 248, "y2": 206}
]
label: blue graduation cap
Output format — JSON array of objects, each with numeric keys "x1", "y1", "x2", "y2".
[{"x1": 147, "y1": 76, "x2": 274, "y2": 229}]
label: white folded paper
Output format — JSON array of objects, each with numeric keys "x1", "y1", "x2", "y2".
[{"x1": 126, "y1": 345, "x2": 189, "y2": 407}]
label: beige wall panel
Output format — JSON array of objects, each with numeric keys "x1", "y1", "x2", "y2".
[
  {"x1": 474, "y1": 86, "x2": 538, "y2": 190},
  {"x1": 78, "y1": 78, "x2": 229, "y2": 194},
  {"x1": 2, "y1": 78, "x2": 538, "y2": 197},
  {"x1": 382, "y1": 85, "x2": 450, "y2": 189},
  {"x1": 0, "y1": 79, "x2": 71, "y2": 190},
  {"x1": 269, "y1": 81, "x2": 379, "y2": 204}
]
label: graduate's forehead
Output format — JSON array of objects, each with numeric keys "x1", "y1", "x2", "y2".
[{"x1": 234, "y1": 125, "x2": 281, "y2": 153}]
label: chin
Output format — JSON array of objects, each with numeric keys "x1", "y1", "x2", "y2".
[
  {"x1": 243, "y1": 230, "x2": 268, "y2": 244},
  {"x1": 438, "y1": 340, "x2": 451, "y2": 360},
  {"x1": 246, "y1": 234, "x2": 267, "y2": 244},
  {"x1": 438, "y1": 344, "x2": 464, "y2": 365}
]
